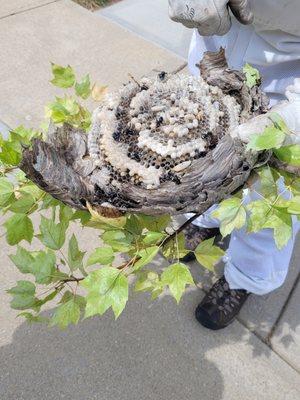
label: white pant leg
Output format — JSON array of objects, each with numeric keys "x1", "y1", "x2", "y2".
[
  {"x1": 185, "y1": 182, "x2": 300, "y2": 295},
  {"x1": 187, "y1": 30, "x2": 300, "y2": 294},
  {"x1": 224, "y1": 218, "x2": 300, "y2": 295},
  {"x1": 224, "y1": 179, "x2": 300, "y2": 294}
]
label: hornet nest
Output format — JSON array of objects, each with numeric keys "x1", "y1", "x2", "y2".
[{"x1": 20, "y1": 49, "x2": 269, "y2": 217}]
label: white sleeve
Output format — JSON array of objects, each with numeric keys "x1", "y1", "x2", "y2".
[
  {"x1": 273, "y1": 78, "x2": 300, "y2": 141},
  {"x1": 285, "y1": 78, "x2": 300, "y2": 102},
  {"x1": 230, "y1": 80, "x2": 300, "y2": 144}
]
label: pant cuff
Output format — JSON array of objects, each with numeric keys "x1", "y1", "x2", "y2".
[{"x1": 224, "y1": 260, "x2": 287, "y2": 296}]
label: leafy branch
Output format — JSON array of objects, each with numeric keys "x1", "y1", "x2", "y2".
[{"x1": 2, "y1": 63, "x2": 300, "y2": 329}]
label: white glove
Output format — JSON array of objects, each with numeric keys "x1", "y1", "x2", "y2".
[
  {"x1": 231, "y1": 79, "x2": 300, "y2": 145},
  {"x1": 168, "y1": 0, "x2": 253, "y2": 36}
]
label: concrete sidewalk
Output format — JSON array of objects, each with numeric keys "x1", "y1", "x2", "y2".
[
  {"x1": 99, "y1": 0, "x2": 192, "y2": 59},
  {"x1": 0, "y1": 1, "x2": 300, "y2": 399},
  {"x1": 0, "y1": 0, "x2": 184, "y2": 128}
]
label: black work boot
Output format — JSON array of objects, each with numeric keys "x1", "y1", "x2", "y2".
[
  {"x1": 181, "y1": 224, "x2": 220, "y2": 263},
  {"x1": 195, "y1": 276, "x2": 249, "y2": 330}
]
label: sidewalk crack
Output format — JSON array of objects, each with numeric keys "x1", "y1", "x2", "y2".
[
  {"x1": 0, "y1": 0, "x2": 62, "y2": 20},
  {"x1": 236, "y1": 316, "x2": 300, "y2": 374},
  {"x1": 266, "y1": 269, "x2": 300, "y2": 344}
]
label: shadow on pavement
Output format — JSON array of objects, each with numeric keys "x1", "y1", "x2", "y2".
[
  {"x1": 1, "y1": 241, "x2": 299, "y2": 399},
  {"x1": 2, "y1": 256, "x2": 299, "y2": 399},
  {"x1": 0, "y1": 288, "x2": 226, "y2": 400}
]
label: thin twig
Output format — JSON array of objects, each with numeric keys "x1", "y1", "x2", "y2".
[
  {"x1": 60, "y1": 275, "x2": 84, "y2": 283},
  {"x1": 161, "y1": 213, "x2": 202, "y2": 246}
]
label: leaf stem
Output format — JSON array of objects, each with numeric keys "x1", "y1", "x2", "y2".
[
  {"x1": 60, "y1": 275, "x2": 84, "y2": 283},
  {"x1": 58, "y1": 249, "x2": 70, "y2": 269}
]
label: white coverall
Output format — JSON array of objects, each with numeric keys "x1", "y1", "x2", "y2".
[{"x1": 187, "y1": 0, "x2": 300, "y2": 295}]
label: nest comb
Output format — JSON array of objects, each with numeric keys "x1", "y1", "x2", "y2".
[{"x1": 20, "y1": 49, "x2": 269, "y2": 217}]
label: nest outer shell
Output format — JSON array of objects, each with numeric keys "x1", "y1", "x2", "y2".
[{"x1": 20, "y1": 49, "x2": 269, "y2": 217}]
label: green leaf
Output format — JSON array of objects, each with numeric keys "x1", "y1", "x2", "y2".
[
  {"x1": 82, "y1": 267, "x2": 128, "y2": 319},
  {"x1": 247, "y1": 200, "x2": 270, "y2": 232},
  {"x1": 133, "y1": 246, "x2": 159, "y2": 271},
  {"x1": 50, "y1": 270, "x2": 70, "y2": 282},
  {"x1": 71, "y1": 209, "x2": 91, "y2": 224},
  {"x1": 161, "y1": 262, "x2": 194, "y2": 303},
  {"x1": 20, "y1": 183, "x2": 43, "y2": 200},
  {"x1": 195, "y1": 238, "x2": 225, "y2": 271},
  {"x1": 45, "y1": 96, "x2": 79, "y2": 124},
  {"x1": 138, "y1": 214, "x2": 171, "y2": 232},
  {"x1": 75, "y1": 74, "x2": 91, "y2": 99},
  {"x1": 0, "y1": 141, "x2": 21, "y2": 166},
  {"x1": 10, "y1": 245, "x2": 34, "y2": 274},
  {"x1": 213, "y1": 198, "x2": 246, "y2": 237},
  {"x1": 12, "y1": 126, "x2": 40, "y2": 141},
  {"x1": 256, "y1": 166, "x2": 278, "y2": 198},
  {"x1": 287, "y1": 197, "x2": 300, "y2": 214},
  {"x1": 9, "y1": 193, "x2": 36, "y2": 214},
  {"x1": 151, "y1": 287, "x2": 163, "y2": 300},
  {"x1": 50, "y1": 64, "x2": 75, "y2": 88},
  {"x1": 31, "y1": 250, "x2": 56, "y2": 284},
  {"x1": 102, "y1": 230, "x2": 133, "y2": 252},
  {"x1": 59, "y1": 204, "x2": 74, "y2": 225},
  {"x1": 125, "y1": 214, "x2": 143, "y2": 235},
  {"x1": 11, "y1": 249, "x2": 56, "y2": 285},
  {"x1": 263, "y1": 210, "x2": 292, "y2": 249},
  {"x1": 162, "y1": 232, "x2": 188, "y2": 259},
  {"x1": 14, "y1": 170, "x2": 27, "y2": 183},
  {"x1": 7, "y1": 281, "x2": 37, "y2": 310},
  {"x1": 134, "y1": 271, "x2": 160, "y2": 293},
  {"x1": 0, "y1": 178, "x2": 15, "y2": 207},
  {"x1": 247, "y1": 125, "x2": 286, "y2": 151},
  {"x1": 77, "y1": 106, "x2": 92, "y2": 131},
  {"x1": 247, "y1": 200, "x2": 293, "y2": 249},
  {"x1": 17, "y1": 312, "x2": 49, "y2": 324},
  {"x1": 41, "y1": 194, "x2": 61, "y2": 209},
  {"x1": 37, "y1": 289, "x2": 60, "y2": 307},
  {"x1": 45, "y1": 98, "x2": 91, "y2": 130},
  {"x1": 9, "y1": 132, "x2": 30, "y2": 149},
  {"x1": 274, "y1": 217, "x2": 292, "y2": 249},
  {"x1": 243, "y1": 63, "x2": 260, "y2": 88},
  {"x1": 59, "y1": 290, "x2": 86, "y2": 308},
  {"x1": 4, "y1": 214, "x2": 34, "y2": 245},
  {"x1": 86, "y1": 246, "x2": 114, "y2": 266},
  {"x1": 274, "y1": 145, "x2": 300, "y2": 167},
  {"x1": 68, "y1": 234, "x2": 85, "y2": 271},
  {"x1": 143, "y1": 231, "x2": 166, "y2": 245},
  {"x1": 38, "y1": 216, "x2": 67, "y2": 250},
  {"x1": 86, "y1": 203, "x2": 127, "y2": 230},
  {"x1": 49, "y1": 295, "x2": 82, "y2": 329}
]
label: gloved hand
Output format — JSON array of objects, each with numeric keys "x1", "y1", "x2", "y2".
[
  {"x1": 231, "y1": 79, "x2": 300, "y2": 145},
  {"x1": 168, "y1": 0, "x2": 253, "y2": 36}
]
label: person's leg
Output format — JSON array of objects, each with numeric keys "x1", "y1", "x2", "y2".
[
  {"x1": 188, "y1": 183, "x2": 300, "y2": 329},
  {"x1": 224, "y1": 178, "x2": 300, "y2": 295},
  {"x1": 189, "y1": 178, "x2": 300, "y2": 293},
  {"x1": 224, "y1": 219, "x2": 300, "y2": 295}
]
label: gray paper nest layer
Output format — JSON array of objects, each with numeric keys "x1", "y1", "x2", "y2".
[{"x1": 20, "y1": 49, "x2": 269, "y2": 216}]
